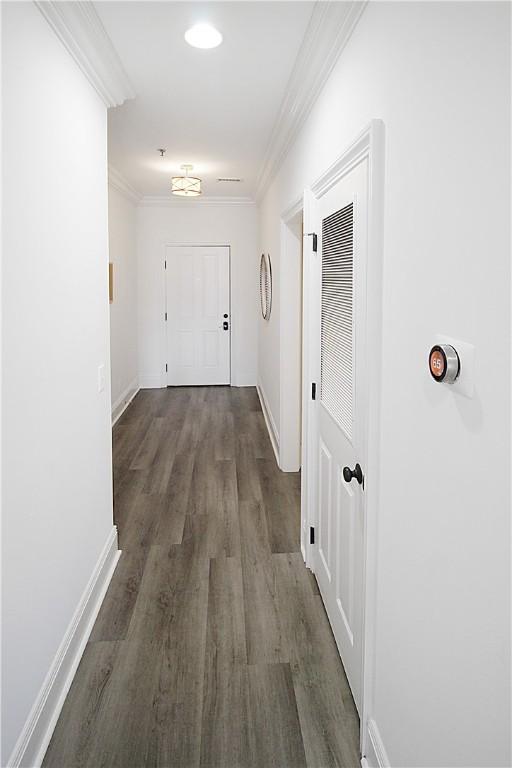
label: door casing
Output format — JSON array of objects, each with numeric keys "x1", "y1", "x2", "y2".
[
  {"x1": 280, "y1": 202, "x2": 304, "y2": 474},
  {"x1": 300, "y1": 120, "x2": 385, "y2": 759}
]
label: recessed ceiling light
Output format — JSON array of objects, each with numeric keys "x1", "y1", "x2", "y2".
[{"x1": 185, "y1": 23, "x2": 223, "y2": 50}]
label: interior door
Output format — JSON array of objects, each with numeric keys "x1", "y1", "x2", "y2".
[
  {"x1": 166, "y1": 245, "x2": 230, "y2": 385},
  {"x1": 312, "y1": 159, "x2": 368, "y2": 714}
]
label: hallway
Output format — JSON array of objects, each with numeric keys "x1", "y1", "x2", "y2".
[{"x1": 43, "y1": 387, "x2": 359, "y2": 768}]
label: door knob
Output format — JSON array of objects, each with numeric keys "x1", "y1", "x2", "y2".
[
  {"x1": 343, "y1": 463, "x2": 363, "y2": 485},
  {"x1": 223, "y1": 321, "x2": 229, "y2": 330}
]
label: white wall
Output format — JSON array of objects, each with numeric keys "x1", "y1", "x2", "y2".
[
  {"x1": 258, "y1": 2, "x2": 511, "y2": 765},
  {"x1": 108, "y1": 184, "x2": 138, "y2": 419},
  {"x1": 2, "y1": 3, "x2": 115, "y2": 763},
  {"x1": 137, "y1": 201, "x2": 258, "y2": 388}
]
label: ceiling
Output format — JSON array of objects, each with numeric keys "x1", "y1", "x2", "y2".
[{"x1": 96, "y1": 1, "x2": 315, "y2": 199}]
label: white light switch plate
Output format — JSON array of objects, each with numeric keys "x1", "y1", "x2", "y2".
[{"x1": 435, "y1": 334, "x2": 475, "y2": 398}]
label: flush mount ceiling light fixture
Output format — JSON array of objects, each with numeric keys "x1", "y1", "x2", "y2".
[
  {"x1": 185, "y1": 23, "x2": 223, "y2": 49},
  {"x1": 171, "y1": 164, "x2": 202, "y2": 197}
]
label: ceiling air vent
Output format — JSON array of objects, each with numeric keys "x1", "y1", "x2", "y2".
[{"x1": 217, "y1": 177, "x2": 242, "y2": 183}]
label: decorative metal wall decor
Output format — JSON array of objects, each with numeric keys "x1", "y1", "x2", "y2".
[{"x1": 260, "y1": 253, "x2": 272, "y2": 320}]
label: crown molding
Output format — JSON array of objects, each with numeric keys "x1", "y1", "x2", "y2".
[
  {"x1": 108, "y1": 165, "x2": 142, "y2": 204},
  {"x1": 311, "y1": 119, "x2": 379, "y2": 199},
  {"x1": 140, "y1": 195, "x2": 256, "y2": 208},
  {"x1": 281, "y1": 195, "x2": 303, "y2": 224},
  {"x1": 255, "y1": 0, "x2": 367, "y2": 201},
  {"x1": 35, "y1": 1, "x2": 135, "y2": 108}
]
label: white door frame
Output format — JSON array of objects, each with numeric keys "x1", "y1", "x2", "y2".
[
  {"x1": 301, "y1": 120, "x2": 385, "y2": 760},
  {"x1": 163, "y1": 243, "x2": 232, "y2": 386},
  {"x1": 279, "y1": 200, "x2": 304, "y2": 474}
]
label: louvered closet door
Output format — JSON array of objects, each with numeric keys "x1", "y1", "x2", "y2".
[{"x1": 313, "y1": 159, "x2": 368, "y2": 714}]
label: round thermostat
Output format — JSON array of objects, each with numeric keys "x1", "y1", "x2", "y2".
[{"x1": 429, "y1": 344, "x2": 460, "y2": 384}]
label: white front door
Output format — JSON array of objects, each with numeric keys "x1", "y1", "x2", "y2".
[
  {"x1": 311, "y1": 158, "x2": 368, "y2": 714},
  {"x1": 166, "y1": 245, "x2": 230, "y2": 386}
]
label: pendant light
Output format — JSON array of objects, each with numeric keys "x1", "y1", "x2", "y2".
[{"x1": 171, "y1": 164, "x2": 202, "y2": 197}]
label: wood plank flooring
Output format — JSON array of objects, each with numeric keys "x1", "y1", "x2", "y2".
[{"x1": 43, "y1": 386, "x2": 360, "y2": 768}]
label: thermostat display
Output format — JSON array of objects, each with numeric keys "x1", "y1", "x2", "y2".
[{"x1": 429, "y1": 344, "x2": 460, "y2": 384}]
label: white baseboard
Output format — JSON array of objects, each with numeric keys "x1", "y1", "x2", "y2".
[
  {"x1": 137, "y1": 376, "x2": 257, "y2": 390},
  {"x1": 362, "y1": 718, "x2": 390, "y2": 768},
  {"x1": 256, "y1": 383, "x2": 280, "y2": 465},
  {"x1": 7, "y1": 527, "x2": 121, "y2": 768},
  {"x1": 111, "y1": 378, "x2": 139, "y2": 426},
  {"x1": 230, "y1": 380, "x2": 257, "y2": 388},
  {"x1": 138, "y1": 372, "x2": 166, "y2": 389}
]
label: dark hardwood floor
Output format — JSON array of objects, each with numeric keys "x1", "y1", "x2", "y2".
[{"x1": 43, "y1": 386, "x2": 360, "y2": 767}]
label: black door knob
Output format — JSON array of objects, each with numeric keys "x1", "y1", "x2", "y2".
[
  {"x1": 223, "y1": 313, "x2": 228, "y2": 318},
  {"x1": 223, "y1": 321, "x2": 229, "y2": 330},
  {"x1": 343, "y1": 463, "x2": 363, "y2": 485}
]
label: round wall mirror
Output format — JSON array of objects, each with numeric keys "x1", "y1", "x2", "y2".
[{"x1": 260, "y1": 253, "x2": 272, "y2": 320}]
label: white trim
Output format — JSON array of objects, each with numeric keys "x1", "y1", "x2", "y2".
[
  {"x1": 230, "y1": 381, "x2": 257, "y2": 388},
  {"x1": 255, "y1": 1, "x2": 367, "y2": 201},
  {"x1": 362, "y1": 719, "x2": 390, "y2": 768},
  {"x1": 108, "y1": 165, "x2": 142, "y2": 205},
  {"x1": 256, "y1": 383, "x2": 280, "y2": 465},
  {"x1": 138, "y1": 373, "x2": 166, "y2": 389},
  {"x1": 111, "y1": 378, "x2": 140, "y2": 426},
  {"x1": 301, "y1": 120, "x2": 385, "y2": 757},
  {"x1": 231, "y1": 381, "x2": 256, "y2": 389},
  {"x1": 7, "y1": 527, "x2": 121, "y2": 768},
  {"x1": 359, "y1": 120, "x2": 385, "y2": 762},
  {"x1": 35, "y1": 1, "x2": 135, "y2": 108},
  {"x1": 281, "y1": 195, "x2": 303, "y2": 225},
  {"x1": 301, "y1": 187, "x2": 320, "y2": 570},
  {"x1": 311, "y1": 124, "x2": 375, "y2": 199},
  {"x1": 140, "y1": 195, "x2": 255, "y2": 208},
  {"x1": 279, "y1": 204, "x2": 303, "y2": 473}
]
